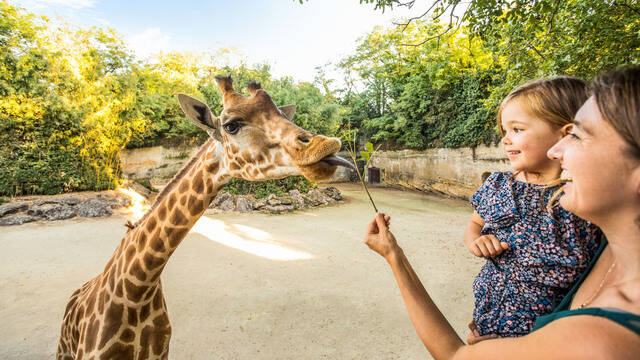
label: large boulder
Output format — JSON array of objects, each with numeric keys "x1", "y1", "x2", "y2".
[
  {"x1": 288, "y1": 190, "x2": 306, "y2": 209},
  {"x1": 235, "y1": 196, "x2": 253, "y2": 212},
  {"x1": 0, "y1": 202, "x2": 28, "y2": 217},
  {"x1": 28, "y1": 203, "x2": 77, "y2": 221},
  {"x1": 211, "y1": 192, "x2": 232, "y2": 208},
  {"x1": 0, "y1": 214, "x2": 37, "y2": 226},
  {"x1": 76, "y1": 199, "x2": 113, "y2": 218},
  {"x1": 218, "y1": 197, "x2": 236, "y2": 211}
]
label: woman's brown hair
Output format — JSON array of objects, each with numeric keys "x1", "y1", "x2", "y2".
[
  {"x1": 592, "y1": 65, "x2": 640, "y2": 160},
  {"x1": 497, "y1": 76, "x2": 589, "y2": 136}
]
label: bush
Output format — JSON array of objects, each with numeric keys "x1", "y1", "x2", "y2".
[{"x1": 223, "y1": 176, "x2": 316, "y2": 199}]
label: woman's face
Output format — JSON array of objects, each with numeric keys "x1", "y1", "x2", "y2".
[{"x1": 547, "y1": 97, "x2": 639, "y2": 222}]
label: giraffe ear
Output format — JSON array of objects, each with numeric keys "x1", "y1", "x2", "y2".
[
  {"x1": 177, "y1": 94, "x2": 223, "y2": 142},
  {"x1": 279, "y1": 104, "x2": 296, "y2": 120}
]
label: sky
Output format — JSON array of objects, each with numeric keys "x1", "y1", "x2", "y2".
[{"x1": 12, "y1": 0, "x2": 429, "y2": 83}]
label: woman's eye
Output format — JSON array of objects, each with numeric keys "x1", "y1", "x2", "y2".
[
  {"x1": 568, "y1": 132, "x2": 580, "y2": 140},
  {"x1": 223, "y1": 121, "x2": 242, "y2": 135}
]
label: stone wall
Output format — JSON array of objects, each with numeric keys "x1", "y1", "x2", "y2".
[
  {"x1": 370, "y1": 145, "x2": 510, "y2": 199},
  {"x1": 120, "y1": 145, "x2": 510, "y2": 198}
]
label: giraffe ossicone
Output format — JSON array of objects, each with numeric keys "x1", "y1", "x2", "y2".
[{"x1": 56, "y1": 75, "x2": 354, "y2": 360}]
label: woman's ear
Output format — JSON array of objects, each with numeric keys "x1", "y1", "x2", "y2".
[{"x1": 561, "y1": 124, "x2": 574, "y2": 136}]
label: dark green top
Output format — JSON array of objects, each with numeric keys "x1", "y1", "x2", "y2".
[{"x1": 532, "y1": 239, "x2": 640, "y2": 335}]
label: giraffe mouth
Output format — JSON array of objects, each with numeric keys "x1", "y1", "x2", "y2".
[{"x1": 318, "y1": 155, "x2": 356, "y2": 171}]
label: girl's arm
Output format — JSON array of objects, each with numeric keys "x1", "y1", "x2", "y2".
[
  {"x1": 364, "y1": 213, "x2": 624, "y2": 360},
  {"x1": 464, "y1": 211, "x2": 508, "y2": 258}
]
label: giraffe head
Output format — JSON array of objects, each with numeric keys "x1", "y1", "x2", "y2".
[{"x1": 177, "y1": 75, "x2": 353, "y2": 181}]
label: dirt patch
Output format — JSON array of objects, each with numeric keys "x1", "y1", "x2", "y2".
[{"x1": 0, "y1": 183, "x2": 482, "y2": 359}]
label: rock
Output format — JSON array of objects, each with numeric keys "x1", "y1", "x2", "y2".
[
  {"x1": 322, "y1": 187, "x2": 342, "y2": 201},
  {"x1": 28, "y1": 203, "x2": 77, "y2": 221},
  {"x1": 34, "y1": 197, "x2": 81, "y2": 206},
  {"x1": 262, "y1": 204, "x2": 295, "y2": 213},
  {"x1": 279, "y1": 195, "x2": 293, "y2": 205},
  {"x1": 218, "y1": 197, "x2": 236, "y2": 211},
  {"x1": 288, "y1": 190, "x2": 306, "y2": 208},
  {"x1": 211, "y1": 192, "x2": 232, "y2": 208},
  {"x1": 252, "y1": 199, "x2": 267, "y2": 210},
  {"x1": 301, "y1": 193, "x2": 320, "y2": 207},
  {"x1": 107, "y1": 196, "x2": 132, "y2": 209},
  {"x1": 0, "y1": 202, "x2": 28, "y2": 217},
  {"x1": 0, "y1": 214, "x2": 37, "y2": 226},
  {"x1": 266, "y1": 194, "x2": 281, "y2": 206},
  {"x1": 307, "y1": 189, "x2": 330, "y2": 205},
  {"x1": 76, "y1": 199, "x2": 112, "y2": 218},
  {"x1": 235, "y1": 196, "x2": 253, "y2": 212}
]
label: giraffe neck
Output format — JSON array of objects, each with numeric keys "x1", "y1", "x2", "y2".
[{"x1": 109, "y1": 139, "x2": 231, "y2": 305}]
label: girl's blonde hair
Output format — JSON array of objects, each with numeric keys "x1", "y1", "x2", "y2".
[
  {"x1": 497, "y1": 77, "x2": 589, "y2": 136},
  {"x1": 496, "y1": 77, "x2": 589, "y2": 215}
]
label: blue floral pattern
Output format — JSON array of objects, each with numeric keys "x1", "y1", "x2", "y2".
[{"x1": 470, "y1": 172, "x2": 602, "y2": 336}]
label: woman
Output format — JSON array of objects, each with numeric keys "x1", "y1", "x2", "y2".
[{"x1": 364, "y1": 66, "x2": 640, "y2": 359}]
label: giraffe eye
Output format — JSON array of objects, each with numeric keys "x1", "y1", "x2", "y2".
[{"x1": 223, "y1": 120, "x2": 242, "y2": 135}]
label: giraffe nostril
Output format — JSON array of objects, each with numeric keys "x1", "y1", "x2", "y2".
[{"x1": 298, "y1": 135, "x2": 311, "y2": 144}]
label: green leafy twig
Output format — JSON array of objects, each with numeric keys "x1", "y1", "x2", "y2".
[{"x1": 340, "y1": 123, "x2": 381, "y2": 213}]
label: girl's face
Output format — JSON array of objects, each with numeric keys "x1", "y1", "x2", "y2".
[
  {"x1": 547, "y1": 97, "x2": 640, "y2": 222},
  {"x1": 500, "y1": 99, "x2": 565, "y2": 175}
]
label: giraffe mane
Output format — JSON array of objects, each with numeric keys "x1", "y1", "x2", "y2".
[{"x1": 127, "y1": 138, "x2": 215, "y2": 230}]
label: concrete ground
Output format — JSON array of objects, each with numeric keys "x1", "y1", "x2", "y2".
[{"x1": 0, "y1": 183, "x2": 482, "y2": 359}]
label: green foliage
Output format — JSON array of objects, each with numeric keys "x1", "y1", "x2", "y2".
[
  {"x1": 223, "y1": 176, "x2": 316, "y2": 199},
  {"x1": 0, "y1": 2, "x2": 342, "y2": 196}
]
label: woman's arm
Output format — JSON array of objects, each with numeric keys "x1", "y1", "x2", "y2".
[{"x1": 364, "y1": 213, "x2": 624, "y2": 360}]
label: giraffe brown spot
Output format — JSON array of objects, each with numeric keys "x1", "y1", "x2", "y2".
[
  {"x1": 85, "y1": 318, "x2": 100, "y2": 352},
  {"x1": 140, "y1": 303, "x2": 151, "y2": 322},
  {"x1": 124, "y1": 278, "x2": 145, "y2": 302},
  {"x1": 139, "y1": 325, "x2": 152, "y2": 359},
  {"x1": 143, "y1": 252, "x2": 164, "y2": 271},
  {"x1": 169, "y1": 208, "x2": 187, "y2": 226},
  {"x1": 152, "y1": 289, "x2": 164, "y2": 310},
  {"x1": 257, "y1": 153, "x2": 265, "y2": 162},
  {"x1": 180, "y1": 195, "x2": 187, "y2": 206},
  {"x1": 207, "y1": 161, "x2": 219, "y2": 173},
  {"x1": 137, "y1": 232, "x2": 147, "y2": 252},
  {"x1": 120, "y1": 328, "x2": 135, "y2": 343},
  {"x1": 179, "y1": 181, "x2": 189, "y2": 193},
  {"x1": 98, "y1": 290, "x2": 105, "y2": 314},
  {"x1": 158, "y1": 205, "x2": 167, "y2": 221},
  {"x1": 193, "y1": 174, "x2": 204, "y2": 193},
  {"x1": 99, "y1": 342, "x2": 134, "y2": 360},
  {"x1": 151, "y1": 236, "x2": 166, "y2": 253},
  {"x1": 98, "y1": 302, "x2": 124, "y2": 350},
  {"x1": 230, "y1": 144, "x2": 239, "y2": 153},
  {"x1": 108, "y1": 271, "x2": 114, "y2": 290},
  {"x1": 127, "y1": 306, "x2": 138, "y2": 327},
  {"x1": 145, "y1": 217, "x2": 157, "y2": 233},
  {"x1": 129, "y1": 260, "x2": 147, "y2": 282},
  {"x1": 168, "y1": 194, "x2": 177, "y2": 209},
  {"x1": 261, "y1": 164, "x2": 275, "y2": 173},
  {"x1": 115, "y1": 280, "x2": 123, "y2": 298},
  {"x1": 125, "y1": 245, "x2": 136, "y2": 261},
  {"x1": 168, "y1": 227, "x2": 188, "y2": 248},
  {"x1": 237, "y1": 156, "x2": 246, "y2": 166},
  {"x1": 187, "y1": 196, "x2": 204, "y2": 216},
  {"x1": 230, "y1": 162, "x2": 241, "y2": 170}
]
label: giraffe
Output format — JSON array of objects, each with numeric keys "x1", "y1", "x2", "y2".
[{"x1": 56, "y1": 75, "x2": 354, "y2": 360}]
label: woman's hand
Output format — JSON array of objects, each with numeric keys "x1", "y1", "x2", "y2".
[
  {"x1": 364, "y1": 213, "x2": 398, "y2": 259},
  {"x1": 466, "y1": 321, "x2": 498, "y2": 345}
]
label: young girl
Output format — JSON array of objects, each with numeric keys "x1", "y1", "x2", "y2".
[{"x1": 464, "y1": 77, "x2": 602, "y2": 337}]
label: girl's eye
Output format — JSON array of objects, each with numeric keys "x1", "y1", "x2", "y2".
[
  {"x1": 223, "y1": 120, "x2": 242, "y2": 135},
  {"x1": 513, "y1": 128, "x2": 522, "y2": 133}
]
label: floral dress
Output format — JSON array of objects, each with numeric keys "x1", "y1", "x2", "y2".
[{"x1": 470, "y1": 172, "x2": 601, "y2": 336}]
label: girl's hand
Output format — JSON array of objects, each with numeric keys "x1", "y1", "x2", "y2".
[
  {"x1": 468, "y1": 234, "x2": 508, "y2": 258},
  {"x1": 466, "y1": 321, "x2": 499, "y2": 345},
  {"x1": 364, "y1": 213, "x2": 397, "y2": 259}
]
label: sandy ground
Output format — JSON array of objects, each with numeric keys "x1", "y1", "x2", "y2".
[{"x1": 0, "y1": 183, "x2": 483, "y2": 359}]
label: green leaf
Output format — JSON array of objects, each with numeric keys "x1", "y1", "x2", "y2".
[
  {"x1": 360, "y1": 151, "x2": 370, "y2": 161},
  {"x1": 365, "y1": 142, "x2": 374, "y2": 152}
]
